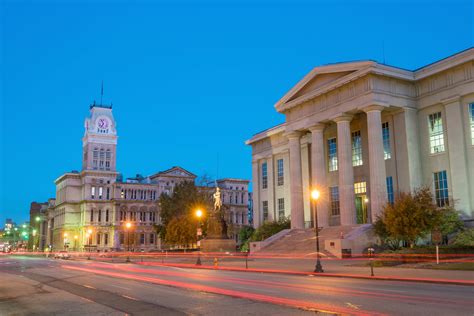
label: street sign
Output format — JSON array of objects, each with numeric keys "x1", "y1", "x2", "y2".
[
  {"x1": 197, "y1": 228, "x2": 202, "y2": 236},
  {"x1": 432, "y1": 229, "x2": 442, "y2": 245}
]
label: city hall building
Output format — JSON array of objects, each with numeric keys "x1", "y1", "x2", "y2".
[
  {"x1": 247, "y1": 48, "x2": 474, "y2": 230},
  {"x1": 45, "y1": 103, "x2": 250, "y2": 251}
]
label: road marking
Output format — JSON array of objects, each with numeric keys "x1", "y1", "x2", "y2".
[
  {"x1": 346, "y1": 302, "x2": 361, "y2": 310},
  {"x1": 121, "y1": 294, "x2": 138, "y2": 301},
  {"x1": 109, "y1": 284, "x2": 131, "y2": 290},
  {"x1": 81, "y1": 297, "x2": 94, "y2": 303},
  {"x1": 83, "y1": 284, "x2": 96, "y2": 289}
]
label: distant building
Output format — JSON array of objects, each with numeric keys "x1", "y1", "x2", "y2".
[
  {"x1": 247, "y1": 48, "x2": 474, "y2": 229},
  {"x1": 28, "y1": 202, "x2": 48, "y2": 250}
]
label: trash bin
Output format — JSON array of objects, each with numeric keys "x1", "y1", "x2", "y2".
[{"x1": 341, "y1": 248, "x2": 352, "y2": 258}]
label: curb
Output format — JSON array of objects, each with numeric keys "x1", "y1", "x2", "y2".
[{"x1": 136, "y1": 262, "x2": 474, "y2": 287}]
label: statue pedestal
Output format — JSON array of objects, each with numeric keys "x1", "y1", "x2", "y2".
[{"x1": 200, "y1": 239, "x2": 236, "y2": 253}]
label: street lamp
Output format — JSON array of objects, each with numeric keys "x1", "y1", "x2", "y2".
[
  {"x1": 63, "y1": 232, "x2": 68, "y2": 251},
  {"x1": 125, "y1": 222, "x2": 132, "y2": 263},
  {"x1": 74, "y1": 235, "x2": 78, "y2": 251},
  {"x1": 86, "y1": 229, "x2": 93, "y2": 259},
  {"x1": 311, "y1": 189, "x2": 324, "y2": 273},
  {"x1": 195, "y1": 209, "x2": 203, "y2": 266},
  {"x1": 35, "y1": 216, "x2": 41, "y2": 222}
]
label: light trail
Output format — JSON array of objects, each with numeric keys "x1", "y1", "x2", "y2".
[{"x1": 62, "y1": 264, "x2": 386, "y2": 316}]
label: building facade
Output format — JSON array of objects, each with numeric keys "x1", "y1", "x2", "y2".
[
  {"x1": 46, "y1": 103, "x2": 196, "y2": 251},
  {"x1": 247, "y1": 48, "x2": 474, "y2": 229}
]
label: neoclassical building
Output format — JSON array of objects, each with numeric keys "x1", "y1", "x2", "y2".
[
  {"x1": 46, "y1": 103, "x2": 197, "y2": 251},
  {"x1": 247, "y1": 48, "x2": 474, "y2": 230}
]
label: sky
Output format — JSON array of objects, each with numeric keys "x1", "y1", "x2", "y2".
[{"x1": 1, "y1": 0, "x2": 473, "y2": 225}]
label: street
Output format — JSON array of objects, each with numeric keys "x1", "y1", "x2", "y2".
[{"x1": 0, "y1": 255, "x2": 473, "y2": 315}]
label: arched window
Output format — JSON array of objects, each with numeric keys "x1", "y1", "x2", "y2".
[
  {"x1": 92, "y1": 148, "x2": 99, "y2": 169},
  {"x1": 105, "y1": 149, "x2": 111, "y2": 170}
]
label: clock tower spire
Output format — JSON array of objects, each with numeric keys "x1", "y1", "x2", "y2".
[{"x1": 82, "y1": 102, "x2": 117, "y2": 172}]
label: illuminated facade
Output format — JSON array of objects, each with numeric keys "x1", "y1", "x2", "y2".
[{"x1": 247, "y1": 48, "x2": 474, "y2": 229}]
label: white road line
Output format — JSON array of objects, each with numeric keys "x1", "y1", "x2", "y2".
[
  {"x1": 121, "y1": 294, "x2": 139, "y2": 301},
  {"x1": 109, "y1": 284, "x2": 131, "y2": 290},
  {"x1": 83, "y1": 284, "x2": 96, "y2": 289}
]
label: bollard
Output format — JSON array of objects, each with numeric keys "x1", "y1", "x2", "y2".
[
  {"x1": 161, "y1": 250, "x2": 164, "y2": 264},
  {"x1": 368, "y1": 247, "x2": 375, "y2": 276},
  {"x1": 214, "y1": 257, "x2": 218, "y2": 269}
]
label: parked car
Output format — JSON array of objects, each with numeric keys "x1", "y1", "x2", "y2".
[{"x1": 54, "y1": 251, "x2": 70, "y2": 259}]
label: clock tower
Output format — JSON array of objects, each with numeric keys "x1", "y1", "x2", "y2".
[{"x1": 82, "y1": 102, "x2": 118, "y2": 172}]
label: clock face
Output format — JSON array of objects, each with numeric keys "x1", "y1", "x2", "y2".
[{"x1": 97, "y1": 118, "x2": 109, "y2": 129}]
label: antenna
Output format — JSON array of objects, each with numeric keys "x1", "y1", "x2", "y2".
[
  {"x1": 100, "y1": 81, "x2": 104, "y2": 105},
  {"x1": 216, "y1": 152, "x2": 219, "y2": 181}
]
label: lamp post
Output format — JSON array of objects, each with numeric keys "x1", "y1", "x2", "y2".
[
  {"x1": 125, "y1": 222, "x2": 132, "y2": 263},
  {"x1": 195, "y1": 209, "x2": 203, "y2": 266},
  {"x1": 74, "y1": 235, "x2": 78, "y2": 251},
  {"x1": 311, "y1": 189, "x2": 324, "y2": 273},
  {"x1": 63, "y1": 233, "x2": 68, "y2": 251},
  {"x1": 86, "y1": 228, "x2": 93, "y2": 260}
]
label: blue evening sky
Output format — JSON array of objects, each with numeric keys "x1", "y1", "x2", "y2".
[{"x1": 1, "y1": 0, "x2": 472, "y2": 225}]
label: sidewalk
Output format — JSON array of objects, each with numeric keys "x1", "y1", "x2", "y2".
[{"x1": 131, "y1": 254, "x2": 474, "y2": 286}]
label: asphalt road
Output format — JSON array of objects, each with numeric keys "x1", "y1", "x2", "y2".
[{"x1": 1, "y1": 255, "x2": 473, "y2": 316}]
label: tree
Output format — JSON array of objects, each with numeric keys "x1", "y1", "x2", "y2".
[
  {"x1": 452, "y1": 228, "x2": 474, "y2": 247},
  {"x1": 157, "y1": 181, "x2": 212, "y2": 239},
  {"x1": 375, "y1": 187, "x2": 464, "y2": 247},
  {"x1": 373, "y1": 216, "x2": 401, "y2": 250},
  {"x1": 164, "y1": 216, "x2": 196, "y2": 247}
]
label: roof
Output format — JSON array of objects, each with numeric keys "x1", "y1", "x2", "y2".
[{"x1": 149, "y1": 166, "x2": 197, "y2": 179}]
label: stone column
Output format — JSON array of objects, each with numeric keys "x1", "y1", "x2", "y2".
[
  {"x1": 363, "y1": 105, "x2": 388, "y2": 222},
  {"x1": 251, "y1": 160, "x2": 260, "y2": 228},
  {"x1": 266, "y1": 156, "x2": 276, "y2": 221},
  {"x1": 334, "y1": 115, "x2": 356, "y2": 226},
  {"x1": 443, "y1": 97, "x2": 471, "y2": 214},
  {"x1": 287, "y1": 131, "x2": 305, "y2": 229},
  {"x1": 309, "y1": 124, "x2": 329, "y2": 228}
]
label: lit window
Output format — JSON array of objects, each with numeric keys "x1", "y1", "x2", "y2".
[
  {"x1": 277, "y1": 159, "x2": 284, "y2": 186},
  {"x1": 91, "y1": 187, "x2": 95, "y2": 199},
  {"x1": 428, "y1": 112, "x2": 445, "y2": 154},
  {"x1": 98, "y1": 187, "x2": 103, "y2": 199},
  {"x1": 382, "y1": 122, "x2": 391, "y2": 159},
  {"x1": 140, "y1": 233, "x2": 145, "y2": 244},
  {"x1": 386, "y1": 176, "x2": 394, "y2": 205},
  {"x1": 330, "y1": 187, "x2": 340, "y2": 216},
  {"x1": 104, "y1": 233, "x2": 108, "y2": 245},
  {"x1": 150, "y1": 233, "x2": 155, "y2": 244},
  {"x1": 354, "y1": 182, "x2": 367, "y2": 194},
  {"x1": 328, "y1": 138, "x2": 338, "y2": 172},
  {"x1": 470, "y1": 103, "x2": 474, "y2": 145},
  {"x1": 262, "y1": 162, "x2": 268, "y2": 189},
  {"x1": 262, "y1": 201, "x2": 268, "y2": 221},
  {"x1": 278, "y1": 198, "x2": 285, "y2": 220},
  {"x1": 434, "y1": 170, "x2": 449, "y2": 207},
  {"x1": 352, "y1": 131, "x2": 363, "y2": 166},
  {"x1": 98, "y1": 209, "x2": 102, "y2": 222}
]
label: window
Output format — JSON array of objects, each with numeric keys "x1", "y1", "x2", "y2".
[
  {"x1": 277, "y1": 159, "x2": 284, "y2": 186},
  {"x1": 262, "y1": 162, "x2": 268, "y2": 189},
  {"x1": 354, "y1": 182, "x2": 367, "y2": 194},
  {"x1": 330, "y1": 187, "x2": 340, "y2": 216},
  {"x1": 99, "y1": 149, "x2": 105, "y2": 169},
  {"x1": 98, "y1": 210, "x2": 102, "y2": 222},
  {"x1": 90, "y1": 210, "x2": 94, "y2": 222},
  {"x1": 428, "y1": 112, "x2": 445, "y2": 154},
  {"x1": 150, "y1": 233, "x2": 155, "y2": 244},
  {"x1": 328, "y1": 138, "x2": 338, "y2": 171},
  {"x1": 434, "y1": 170, "x2": 449, "y2": 207},
  {"x1": 120, "y1": 233, "x2": 125, "y2": 245},
  {"x1": 470, "y1": 103, "x2": 474, "y2": 145},
  {"x1": 262, "y1": 201, "x2": 268, "y2": 221},
  {"x1": 382, "y1": 122, "x2": 391, "y2": 159},
  {"x1": 120, "y1": 211, "x2": 124, "y2": 221},
  {"x1": 93, "y1": 148, "x2": 99, "y2": 169},
  {"x1": 99, "y1": 187, "x2": 103, "y2": 199},
  {"x1": 105, "y1": 209, "x2": 109, "y2": 222},
  {"x1": 105, "y1": 149, "x2": 111, "y2": 170},
  {"x1": 106, "y1": 188, "x2": 110, "y2": 200},
  {"x1": 352, "y1": 131, "x2": 363, "y2": 166},
  {"x1": 97, "y1": 233, "x2": 101, "y2": 245},
  {"x1": 278, "y1": 198, "x2": 285, "y2": 220},
  {"x1": 104, "y1": 233, "x2": 108, "y2": 245},
  {"x1": 386, "y1": 176, "x2": 394, "y2": 205},
  {"x1": 91, "y1": 187, "x2": 95, "y2": 199},
  {"x1": 140, "y1": 233, "x2": 145, "y2": 244}
]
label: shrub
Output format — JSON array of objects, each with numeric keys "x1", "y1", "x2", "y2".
[
  {"x1": 250, "y1": 218, "x2": 290, "y2": 242},
  {"x1": 452, "y1": 228, "x2": 474, "y2": 247}
]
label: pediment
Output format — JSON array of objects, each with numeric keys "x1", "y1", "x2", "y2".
[
  {"x1": 150, "y1": 166, "x2": 196, "y2": 179},
  {"x1": 275, "y1": 61, "x2": 376, "y2": 112}
]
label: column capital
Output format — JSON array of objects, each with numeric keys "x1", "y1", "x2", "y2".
[
  {"x1": 332, "y1": 114, "x2": 353, "y2": 123},
  {"x1": 308, "y1": 123, "x2": 326, "y2": 132},
  {"x1": 441, "y1": 95, "x2": 461, "y2": 106},
  {"x1": 285, "y1": 130, "x2": 303, "y2": 139},
  {"x1": 362, "y1": 104, "x2": 386, "y2": 113}
]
